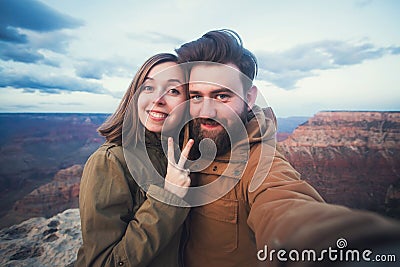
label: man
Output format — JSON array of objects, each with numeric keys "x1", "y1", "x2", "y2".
[{"x1": 175, "y1": 30, "x2": 400, "y2": 267}]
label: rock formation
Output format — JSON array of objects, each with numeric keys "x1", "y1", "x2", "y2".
[
  {"x1": 0, "y1": 209, "x2": 81, "y2": 267},
  {"x1": 278, "y1": 111, "x2": 400, "y2": 216},
  {"x1": 3, "y1": 165, "x2": 82, "y2": 228},
  {"x1": 0, "y1": 113, "x2": 107, "y2": 224}
]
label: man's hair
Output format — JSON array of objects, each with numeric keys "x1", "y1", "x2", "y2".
[{"x1": 175, "y1": 29, "x2": 258, "y2": 89}]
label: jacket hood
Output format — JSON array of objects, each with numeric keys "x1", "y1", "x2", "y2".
[{"x1": 246, "y1": 105, "x2": 277, "y2": 145}]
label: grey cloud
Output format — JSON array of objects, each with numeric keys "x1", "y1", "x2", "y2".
[
  {"x1": 355, "y1": 0, "x2": 373, "y2": 8},
  {"x1": 0, "y1": 0, "x2": 83, "y2": 33},
  {"x1": 39, "y1": 101, "x2": 84, "y2": 106},
  {"x1": 0, "y1": 104, "x2": 40, "y2": 111},
  {"x1": 0, "y1": 32, "x2": 73, "y2": 64},
  {"x1": 40, "y1": 57, "x2": 62, "y2": 68},
  {"x1": 257, "y1": 40, "x2": 400, "y2": 89},
  {"x1": 128, "y1": 31, "x2": 184, "y2": 45},
  {"x1": 259, "y1": 69, "x2": 317, "y2": 89},
  {"x1": 76, "y1": 64, "x2": 104, "y2": 80},
  {"x1": 319, "y1": 41, "x2": 384, "y2": 65},
  {"x1": 29, "y1": 31, "x2": 76, "y2": 54},
  {"x1": 0, "y1": 0, "x2": 83, "y2": 64},
  {"x1": 0, "y1": 68, "x2": 110, "y2": 95},
  {"x1": 0, "y1": 42, "x2": 44, "y2": 63},
  {"x1": 0, "y1": 26, "x2": 28, "y2": 43},
  {"x1": 75, "y1": 59, "x2": 112, "y2": 80},
  {"x1": 75, "y1": 58, "x2": 138, "y2": 80},
  {"x1": 389, "y1": 46, "x2": 400, "y2": 55}
]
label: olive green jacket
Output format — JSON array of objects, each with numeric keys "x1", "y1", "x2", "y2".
[{"x1": 76, "y1": 139, "x2": 189, "y2": 267}]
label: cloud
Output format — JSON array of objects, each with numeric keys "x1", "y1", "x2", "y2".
[
  {"x1": 0, "y1": 26, "x2": 28, "y2": 43},
  {"x1": 0, "y1": 104, "x2": 40, "y2": 111},
  {"x1": 74, "y1": 57, "x2": 139, "y2": 80},
  {"x1": 389, "y1": 46, "x2": 400, "y2": 55},
  {"x1": 0, "y1": 66, "x2": 110, "y2": 95},
  {"x1": 0, "y1": 30, "x2": 76, "y2": 64},
  {"x1": 75, "y1": 59, "x2": 119, "y2": 80},
  {"x1": 75, "y1": 63, "x2": 104, "y2": 80},
  {"x1": 256, "y1": 40, "x2": 400, "y2": 89},
  {"x1": 28, "y1": 30, "x2": 76, "y2": 54},
  {"x1": 355, "y1": 0, "x2": 373, "y2": 8},
  {"x1": 0, "y1": 0, "x2": 82, "y2": 33},
  {"x1": 73, "y1": 31, "x2": 184, "y2": 81},
  {"x1": 0, "y1": 0, "x2": 83, "y2": 63},
  {"x1": 128, "y1": 31, "x2": 184, "y2": 45},
  {"x1": 39, "y1": 101, "x2": 84, "y2": 106},
  {"x1": 0, "y1": 42, "x2": 44, "y2": 63}
]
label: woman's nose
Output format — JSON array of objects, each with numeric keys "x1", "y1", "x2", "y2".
[{"x1": 152, "y1": 89, "x2": 166, "y2": 105}]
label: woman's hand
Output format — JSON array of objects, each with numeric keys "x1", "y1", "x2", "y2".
[{"x1": 164, "y1": 137, "x2": 194, "y2": 198}]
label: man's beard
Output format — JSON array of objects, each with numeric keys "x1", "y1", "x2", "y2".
[{"x1": 190, "y1": 107, "x2": 248, "y2": 158}]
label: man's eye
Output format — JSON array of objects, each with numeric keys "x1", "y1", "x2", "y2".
[
  {"x1": 190, "y1": 95, "x2": 202, "y2": 102},
  {"x1": 216, "y1": 94, "x2": 230, "y2": 101}
]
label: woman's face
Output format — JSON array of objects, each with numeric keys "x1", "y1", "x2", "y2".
[{"x1": 137, "y1": 61, "x2": 186, "y2": 134}]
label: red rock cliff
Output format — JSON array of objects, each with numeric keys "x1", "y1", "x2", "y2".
[
  {"x1": 278, "y1": 111, "x2": 400, "y2": 216},
  {"x1": 10, "y1": 165, "x2": 82, "y2": 222}
]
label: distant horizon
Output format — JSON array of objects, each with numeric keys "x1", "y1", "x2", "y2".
[{"x1": 0, "y1": 110, "x2": 399, "y2": 119}]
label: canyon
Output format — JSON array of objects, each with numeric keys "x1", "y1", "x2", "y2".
[
  {"x1": 279, "y1": 111, "x2": 400, "y2": 217},
  {"x1": 0, "y1": 113, "x2": 107, "y2": 228},
  {"x1": 0, "y1": 111, "x2": 399, "y2": 229},
  {"x1": 0, "y1": 111, "x2": 399, "y2": 266}
]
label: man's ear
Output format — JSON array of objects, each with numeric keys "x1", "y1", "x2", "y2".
[{"x1": 246, "y1": 85, "x2": 258, "y2": 110}]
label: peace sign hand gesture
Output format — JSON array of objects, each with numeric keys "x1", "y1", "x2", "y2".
[{"x1": 164, "y1": 137, "x2": 194, "y2": 198}]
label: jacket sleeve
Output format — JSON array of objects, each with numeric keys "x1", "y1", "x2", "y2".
[
  {"x1": 79, "y1": 148, "x2": 189, "y2": 267},
  {"x1": 246, "y1": 149, "x2": 400, "y2": 266}
]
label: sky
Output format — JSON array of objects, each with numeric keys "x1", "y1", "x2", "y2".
[{"x1": 0, "y1": 0, "x2": 399, "y2": 117}]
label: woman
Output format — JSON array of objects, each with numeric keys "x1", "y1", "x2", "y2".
[{"x1": 76, "y1": 53, "x2": 193, "y2": 267}]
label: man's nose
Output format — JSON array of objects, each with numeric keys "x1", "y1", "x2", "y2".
[{"x1": 198, "y1": 98, "x2": 216, "y2": 118}]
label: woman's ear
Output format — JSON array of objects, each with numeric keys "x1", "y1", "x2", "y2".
[{"x1": 246, "y1": 85, "x2": 258, "y2": 110}]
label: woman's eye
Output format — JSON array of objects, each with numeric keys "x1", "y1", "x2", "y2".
[
  {"x1": 168, "y1": 88, "x2": 180, "y2": 95},
  {"x1": 142, "y1": 85, "x2": 154, "y2": 92}
]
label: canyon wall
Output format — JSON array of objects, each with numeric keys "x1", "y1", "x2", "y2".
[
  {"x1": 278, "y1": 111, "x2": 400, "y2": 216},
  {"x1": 1, "y1": 165, "x2": 82, "y2": 228},
  {"x1": 0, "y1": 113, "x2": 107, "y2": 224}
]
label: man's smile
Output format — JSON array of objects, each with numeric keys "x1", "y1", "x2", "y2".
[{"x1": 197, "y1": 119, "x2": 224, "y2": 131}]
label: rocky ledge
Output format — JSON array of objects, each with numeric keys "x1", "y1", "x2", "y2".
[{"x1": 0, "y1": 209, "x2": 81, "y2": 267}]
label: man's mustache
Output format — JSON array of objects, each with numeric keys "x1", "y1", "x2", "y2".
[{"x1": 193, "y1": 118, "x2": 226, "y2": 126}]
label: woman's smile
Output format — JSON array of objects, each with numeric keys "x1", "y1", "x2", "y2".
[{"x1": 147, "y1": 110, "x2": 169, "y2": 121}]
